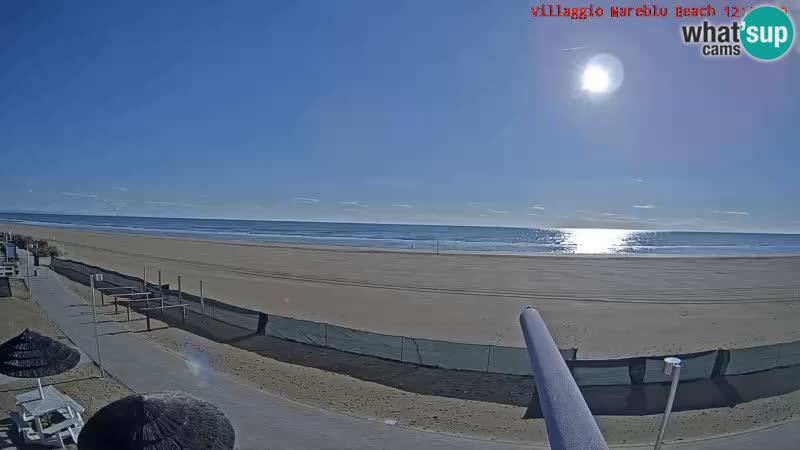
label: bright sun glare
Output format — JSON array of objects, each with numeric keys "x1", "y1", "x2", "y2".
[
  {"x1": 578, "y1": 53, "x2": 624, "y2": 95},
  {"x1": 565, "y1": 228, "x2": 632, "y2": 254},
  {"x1": 581, "y1": 65, "x2": 610, "y2": 93}
]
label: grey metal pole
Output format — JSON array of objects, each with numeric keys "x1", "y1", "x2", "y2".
[
  {"x1": 654, "y1": 357, "x2": 682, "y2": 450},
  {"x1": 143, "y1": 266, "x2": 147, "y2": 293},
  {"x1": 90, "y1": 275, "x2": 105, "y2": 378},
  {"x1": 520, "y1": 307, "x2": 608, "y2": 450},
  {"x1": 25, "y1": 246, "x2": 31, "y2": 301},
  {"x1": 37, "y1": 378, "x2": 45, "y2": 399},
  {"x1": 27, "y1": 247, "x2": 33, "y2": 302}
]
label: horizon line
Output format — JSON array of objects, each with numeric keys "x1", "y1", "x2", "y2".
[{"x1": 1, "y1": 210, "x2": 799, "y2": 236}]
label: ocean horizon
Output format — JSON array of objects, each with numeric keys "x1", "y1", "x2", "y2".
[{"x1": 2, "y1": 212, "x2": 800, "y2": 256}]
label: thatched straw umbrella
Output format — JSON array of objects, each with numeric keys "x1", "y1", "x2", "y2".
[
  {"x1": 0, "y1": 329, "x2": 80, "y2": 398},
  {"x1": 78, "y1": 391, "x2": 235, "y2": 450}
]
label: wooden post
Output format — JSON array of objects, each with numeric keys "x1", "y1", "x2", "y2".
[
  {"x1": 177, "y1": 275, "x2": 182, "y2": 302},
  {"x1": 158, "y1": 271, "x2": 163, "y2": 317},
  {"x1": 101, "y1": 291, "x2": 105, "y2": 307},
  {"x1": 200, "y1": 280, "x2": 205, "y2": 320},
  {"x1": 146, "y1": 310, "x2": 151, "y2": 331},
  {"x1": 126, "y1": 302, "x2": 131, "y2": 322}
]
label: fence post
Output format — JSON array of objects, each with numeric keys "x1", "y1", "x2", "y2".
[
  {"x1": 146, "y1": 310, "x2": 151, "y2": 331},
  {"x1": 200, "y1": 280, "x2": 205, "y2": 320},
  {"x1": 101, "y1": 291, "x2": 105, "y2": 307},
  {"x1": 114, "y1": 298, "x2": 119, "y2": 315},
  {"x1": 182, "y1": 305, "x2": 186, "y2": 324},
  {"x1": 158, "y1": 271, "x2": 164, "y2": 318},
  {"x1": 143, "y1": 266, "x2": 147, "y2": 293},
  {"x1": 177, "y1": 275, "x2": 182, "y2": 303},
  {"x1": 257, "y1": 313, "x2": 268, "y2": 335},
  {"x1": 127, "y1": 302, "x2": 131, "y2": 322}
]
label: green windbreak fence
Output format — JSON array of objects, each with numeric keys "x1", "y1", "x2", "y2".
[{"x1": 51, "y1": 257, "x2": 800, "y2": 386}]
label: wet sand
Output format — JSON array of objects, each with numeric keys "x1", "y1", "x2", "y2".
[{"x1": 12, "y1": 223, "x2": 800, "y2": 358}]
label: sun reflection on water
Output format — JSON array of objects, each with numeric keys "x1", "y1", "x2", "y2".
[{"x1": 562, "y1": 228, "x2": 633, "y2": 254}]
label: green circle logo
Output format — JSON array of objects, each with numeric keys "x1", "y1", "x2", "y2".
[{"x1": 741, "y1": 6, "x2": 795, "y2": 61}]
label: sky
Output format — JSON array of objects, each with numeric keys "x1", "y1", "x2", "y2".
[{"x1": 1, "y1": 0, "x2": 798, "y2": 232}]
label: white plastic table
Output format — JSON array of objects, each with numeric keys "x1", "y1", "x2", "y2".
[{"x1": 15, "y1": 385, "x2": 85, "y2": 445}]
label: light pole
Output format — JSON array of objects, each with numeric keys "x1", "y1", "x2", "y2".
[
  {"x1": 654, "y1": 357, "x2": 682, "y2": 450},
  {"x1": 26, "y1": 244, "x2": 33, "y2": 302},
  {"x1": 90, "y1": 273, "x2": 106, "y2": 378}
]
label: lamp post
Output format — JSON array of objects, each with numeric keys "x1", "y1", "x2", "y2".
[
  {"x1": 90, "y1": 273, "x2": 106, "y2": 378},
  {"x1": 25, "y1": 244, "x2": 33, "y2": 302},
  {"x1": 654, "y1": 357, "x2": 682, "y2": 450}
]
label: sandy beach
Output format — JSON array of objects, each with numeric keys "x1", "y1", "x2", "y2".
[
  {"x1": 52, "y1": 268, "x2": 800, "y2": 445},
  {"x1": 11, "y1": 224, "x2": 800, "y2": 358}
]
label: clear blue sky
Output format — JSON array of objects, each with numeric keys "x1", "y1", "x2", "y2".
[{"x1": 1, "y1": 0, "x2": 798, "y2": 232}]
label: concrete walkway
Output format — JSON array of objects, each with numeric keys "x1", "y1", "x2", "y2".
[{"x1": 20, "y1": 259, "x2": 799, "y2": 449}]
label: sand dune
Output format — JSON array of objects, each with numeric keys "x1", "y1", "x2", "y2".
[{"x1": 12, "y1": 224, "x2": 800, "y2": 358}]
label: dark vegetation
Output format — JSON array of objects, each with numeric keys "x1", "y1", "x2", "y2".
[{"x1": 2, "y1": 234, "x2": 61, "y2": 257}]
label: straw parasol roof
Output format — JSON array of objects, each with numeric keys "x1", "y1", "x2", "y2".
[
  {"x1": 78, "y1": 391, "x2": 235, "y2": 450},
  {"x1": 0, "y1": 329, "x2": 80, "y2": 378}
]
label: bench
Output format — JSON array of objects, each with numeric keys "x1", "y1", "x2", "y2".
[{"x1": 40, "y1": 416, "x2": 81, "y2": 448}]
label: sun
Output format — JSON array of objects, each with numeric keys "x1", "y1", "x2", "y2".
[
  {"x1": 577, "y1": 53, "x2": 624, "y2": 95},
  {"x1": 581, "y1": 65, "x2": 610, "y2": 93}
]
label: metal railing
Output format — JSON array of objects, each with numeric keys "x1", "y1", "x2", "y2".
[{"x1": 520, "y1": 307, "x2": 608, "y2": 450}]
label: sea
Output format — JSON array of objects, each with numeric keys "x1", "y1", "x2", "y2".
[{"x1": 2, "y1": 212, "x2": 800, "y2": 256}]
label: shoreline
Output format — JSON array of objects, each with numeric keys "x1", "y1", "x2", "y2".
[{"x1": 5, "y1": 221, "x2": 800, "y2": 260}]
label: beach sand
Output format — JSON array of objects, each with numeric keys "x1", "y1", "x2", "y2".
[
  {"x1": 12, "y1": 224, "x2": 800, "y2": 358},
  {"x1": 52, "y1": 272, "x2": 800, "y2": 445}
]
